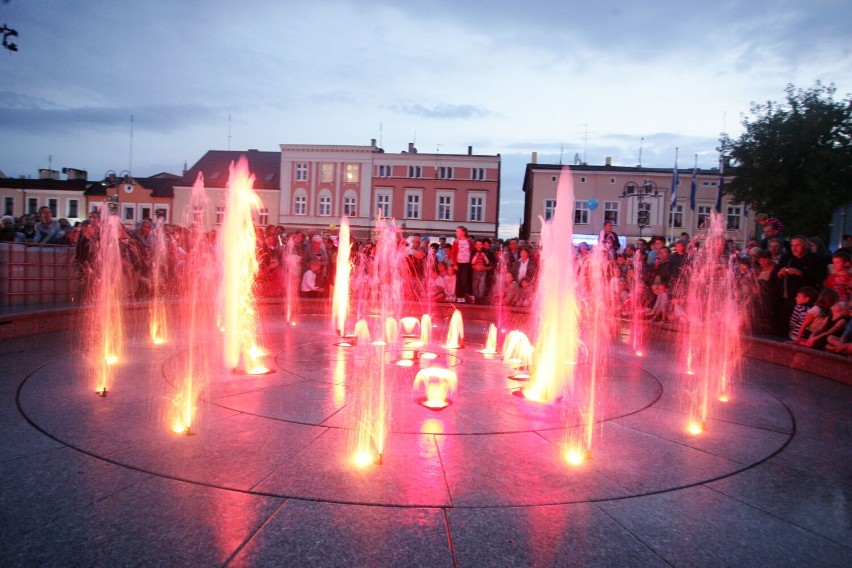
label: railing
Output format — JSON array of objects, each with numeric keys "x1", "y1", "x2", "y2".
[{"x1": 0, "y1": 242, "x2": 77, "y2": 307}]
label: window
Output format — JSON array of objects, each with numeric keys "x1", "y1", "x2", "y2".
[
  {"x1": 68, "y1": 199, "x2": 79, "y2": 218},
  {"x1": 580, "y1": 176, "x2": 587, "y2": 183},
  {"x1": 702, "y1": 180, "x2": 718, "y2": 187},
  {"x1": 47, "y1": 198, "x2": 58, "y2": 217},
  {"x1": 344, "y1": 163, "x2": 359, "y2": 183},
  {"x1": 192, "y1": 205, "x2": 203, "y2": 224},
  {"x1": 727, "y1": 206, "x2": 741, "y2": 230},
  {"x1": 469, "y1": 194, "x2": 484, "y2": 222},
  {"x1": 320, "y1": 163, "x2": 334, "y2": 183},
  {"x1": 294, "y1": 192, "x2": 307, "y2": 215},
  {"x1": 140, "y1": 207, "x2": 151, "y2": 222},
  {"x1": 610, "y1": 177, "x2": 616, "y2": 184},
  {"x1": 318, "y1": 194, "x2": 332, "y2": 217},
  {"x1": 295, "y1": 163, "x2": 308, "y2": 181},
  {"x1": 4, "y1": 196, "x2": 13, "y2": 216},
  {"x1": 551, "y1": 176, "x2": 557, "y2": 182},
  {"x1": 471, "y1": 168, "x2": 485, "y2": 181},
  {"x1": 669, "y1": 204, "x2": 684, "y2": 228},
  {"x1": 155, "y1": 208, "x2": 168, "y2": 220},
  {"x1": 408, "y1": 165, "x2": 422, "y2": 178},
  {"x1": 343, "y1": 194, "x2": 357, "y2": 217},
  {"x1": 376, "y1": 193, "x2": 391, "y2": 218},
  {"x1": 258, "y1": 207, "x2": 269, "y2": 226},
  {"x1": 604, "y1": 201, "x2": 619, "y2": 225},
  {"x1": 697, "y1": 205, "x2": 712, "y2": 229},
  {"x1": 544, "y1": 199, "x2": 557, "y2": 221},
  {"x1": 216, "y1": 205, "x2": 225, "y2": 225},
  {"x1": 123, "y1": 205, "x2": 135, "y2": 222},
  {"x1": 406, "y1": 193, "x2": 421, "y2": 219},
  {"x1": 27, "y1": 197, "x2": 38, "y2": 214},
  {"x1": 637, "y1": 202, "x2": 652, "y2": 226},
  {"x1": 574, "y1": 200, "x2": 590, "y2": 224},
  {"x1": 437, "y1": 194, "x2": 453, "y2": 221},
  {"x1": 377, "y1": 165, "x2": 392, "y2": 177},
  {"x1": 438, "y1": 166, "x2": 453, "y2": 180}
]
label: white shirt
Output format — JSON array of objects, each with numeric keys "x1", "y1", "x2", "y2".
[{"x1": 301, "y1": 269, "x2": 319, "y2": 292}]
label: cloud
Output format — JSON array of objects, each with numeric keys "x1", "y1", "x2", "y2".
[
  {"x1": 0, "y1": 92, "x2": 219, "y2": 134},
  {"x1": 393, "y1": 102, "x2": 497, "y2": 119}
]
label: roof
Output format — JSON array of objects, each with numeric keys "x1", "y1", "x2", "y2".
[
  {"x1": 83, "y1": 175, "x2": 178, "y2": 198},
  {"x1": 0, "y1": 177, "x2": 89, "y2": 192},
  {"x1": 182, "y1": 149, "x2": 281, "y2": 189},
  {"x1": 521, "y1": 162, "x2": 733, "y2": 193}
]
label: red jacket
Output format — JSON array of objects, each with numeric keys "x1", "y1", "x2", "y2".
[{"x1": 450, "y1": 237, "x2": 474, "y2": 264}]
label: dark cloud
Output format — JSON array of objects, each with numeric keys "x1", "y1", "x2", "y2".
[
  {"x1": 394, "y1": 103, "x2": 496, "y2": 119},
  {"x1": 0, "y1": 92, "x2": 219, "y2": 134}
]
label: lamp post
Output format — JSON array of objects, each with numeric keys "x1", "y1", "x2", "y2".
[{"x1": 621, "y1": 180, "x2": 660, "y2": 240}]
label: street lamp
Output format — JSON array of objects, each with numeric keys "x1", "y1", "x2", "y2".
[{"x1": 621, "y1": 180, "x2": 660, "y2": 239}]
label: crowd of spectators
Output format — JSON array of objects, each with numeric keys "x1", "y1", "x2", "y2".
[{"x1": 4, "y1": 208, "x2": 851, "y2": 356}]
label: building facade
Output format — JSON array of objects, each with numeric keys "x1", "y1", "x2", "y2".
[
  {"x1": 173, "y1": 149, "x2": 281, "y2": 230},
  {"x1": 0, "y1": 169, "x2": 89, "y2": 223},
  {"x1": 279, "y1": 141, "x2": 500, "y2": 240},
  {"x1": 85, "y1": 171, "x2": 178, "y2": 224},
  {"x1": 521, "y1": 160, "x2": 756, "y2": 245}
]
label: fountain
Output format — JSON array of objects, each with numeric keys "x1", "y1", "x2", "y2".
[
  {"x1": 219, "y1": 157, "x2": 268, "y2": 374},
  {"x1": 523, "y1": 167, "x2": 580, "y2": 404},
  {"x1": 71, "y1": 161, "x2": 752, "y2": 478},
  {"x1": 332, "y1": 216, "x2": 351, "y2": 336},
  {"x1": 444, "y1": 309, "x2": 464, "y2": 349},
  {"x1": 85, "y1": 211, "x2": 125, "y2": 396},
  {"x1": 413, "y1": 367, "x2": 458, "y2": 410},
  {"x1": 167, "y1": 172, "x2": 216, "y2": 434},
  {"x1": 148, "y1": 217, "x2": 169, "y2": 346},
  {"x1": 676, "y1": 212, "x2": 747, "y2": 433}
]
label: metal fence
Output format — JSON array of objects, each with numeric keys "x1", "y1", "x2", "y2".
[{"x1": 0, "y1": 243, "x2": 77, "y2": 307}]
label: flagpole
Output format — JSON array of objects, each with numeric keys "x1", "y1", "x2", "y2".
[
  {"x1": 670, "y1": 148, "x2": 679, "y2": 243},
  {"x1": 689, "y1": 154, "x2": 697, "y2": 238}
]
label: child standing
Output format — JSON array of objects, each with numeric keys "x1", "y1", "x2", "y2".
[{"x1": 788, "y1": 286, "x2": 817, "y2": 340}]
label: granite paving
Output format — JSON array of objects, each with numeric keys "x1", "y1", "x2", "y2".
[{"x1": 1, "y1": 313, "x2": 850, "y2": 567}]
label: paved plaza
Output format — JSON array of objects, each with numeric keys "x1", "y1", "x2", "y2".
[{"x1": 1, "y1": 310, "x2": 850, "y2": 567}]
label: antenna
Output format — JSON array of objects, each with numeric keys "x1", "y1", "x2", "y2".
[
  {"x1": 379, "y1": 122, "x2": 383, "y2": 148},
  {"x1": 228, "y1": 114, "x2": 232, "y2": 151},
  {"x1": 559, "y1": 142, "x2": 564, "y2": 165},
  {"x1": 638, "y1": 137, "x2": 644, "y2": 168},
  {"x1": 129, "y1": 114, "x2": 134, "y2": 173}
]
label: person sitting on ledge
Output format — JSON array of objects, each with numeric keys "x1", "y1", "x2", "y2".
[
  {"x1": 826, "y1": 313, "x2": 852, "y2": 355},
  {"x1": 300, "y1": 260, "x2": 324, "y2": 298},
  {"x1": 33, "y1": 206, "x2": 65, "y2": 244},
  {"x1": 803, "y1": 301, "x2": 850, "y2": 350}
]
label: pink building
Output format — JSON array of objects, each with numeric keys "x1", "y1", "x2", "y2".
[{"x1": 279, "y1": 141, "x2": 500, "y2": 240}]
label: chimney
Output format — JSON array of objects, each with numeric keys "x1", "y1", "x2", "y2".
[
  {"x1": 531, "y1": 152, "x2": 538, "y2": 164},
  {"x1": 408, "y1": 142, "x2": 417, "y2": 154},
  {"x1": 38, "y1": 168, "x2": 60, "y2": 180},
  {"x1": 605, "y1": 156, "x2": 612, "y2": 166},
  {"x1": 62, "y1": 167, "x2": 88, "y2": 181},
  {"x1": 371, "y1": 138, "x2": 376, "y2": 149},
  {"x1": 468, "y1": 145, "x2": 472, "y2": 155}
]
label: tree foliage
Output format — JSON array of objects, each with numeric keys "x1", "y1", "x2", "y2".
[{"x1": 724, "y1": 82, "x2": 852, "y2": 240}]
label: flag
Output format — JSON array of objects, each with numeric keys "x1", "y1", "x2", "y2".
[
  {"x1": 670, "y1": 160, "x2": 679, "y2": 209},
  {"x1": 689, "y1": 167, "x2": 698, "y2": 211},
  {"x1": 715, "y1": 157, "x2": 725, "y2": 213}
]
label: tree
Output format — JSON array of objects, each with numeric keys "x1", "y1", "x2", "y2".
[{"x1": 724, "y1": 82, "x2": 852, "y2": 240}]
